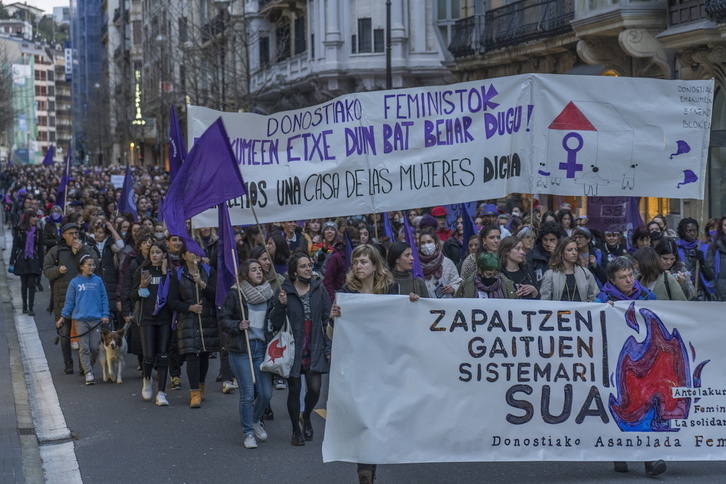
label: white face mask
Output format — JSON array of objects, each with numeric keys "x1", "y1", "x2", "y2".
[{"x1": 421, "y1": 242, "x2": 437, "y2": 256}]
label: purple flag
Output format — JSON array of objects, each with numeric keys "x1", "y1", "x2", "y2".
[
  {"x1": 162, "y1": 118, "x2": 246, "y2": 257},
  {"x1": 169, "y1": 105, "x2": 186, "y2": 183},
  {"x1": 402, "y1": 210, "x2": 424, "y2": 280},
  {"x1": 382, "y1": 212, "x2": 394, "y2": 241},
  {"x1": 157, "y1": 197, "x2": 164, "y2": 223},
  {"x1": 626, "y1": 197, "x2": 644, "y2": 250},
  {"x1": 461, "y1": 203, "x2": 477, "y2": 257},
  {"x1": 344, "y1": 228, "x2": 354, "y2": 264},
  {"x1": 118, "y1": 164, "x2": 138, "y2": 220},
  {"x1": 54, "y1": 147, "x2": 71, "y2": 210},
  {"x1": 216, "y1": 202, "x2": 238, "y2": 308},
  {"x1": 42, "y1": 145, "x2": 55, "y2": 166}
]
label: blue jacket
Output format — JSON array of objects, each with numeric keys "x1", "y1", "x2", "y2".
[
  {"x1": 61, "y1": 273, "x2": 110, "y2": 321},
  {"x1": 595, "y1": 280, "x2": 655, "y2": 303}
]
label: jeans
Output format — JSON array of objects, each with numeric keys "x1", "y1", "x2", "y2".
[
  {"x1": 229, "y1": 339, "x2": 272, "y2": 436},
  {"x1": 75, "y1": 320, "x2": 101, "y2": 375}
]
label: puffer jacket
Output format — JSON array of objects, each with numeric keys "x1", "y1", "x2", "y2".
[
  {"x1": 218, "y1": 287, "x2": 274, "y2": 353},
  {"x1": 42, "y1": 240, "x2": 96, "y2": 316},
  {"x1": 168, "y1": 263, "x2": 219, "y2": 355},
  {"x1": 268, "y1": 278, "x2": 331, "y2": 378}
]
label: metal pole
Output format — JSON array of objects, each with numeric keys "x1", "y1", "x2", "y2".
[{"x1": 386, "y1": 0, "x2": 392, "y2": 90}]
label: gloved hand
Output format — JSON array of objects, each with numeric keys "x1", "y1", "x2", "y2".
[{"x1": 7, "y1": 266, "x2": 14, "y2": 273}]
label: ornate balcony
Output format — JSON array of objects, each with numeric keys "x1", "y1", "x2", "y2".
[
  {"x1": 449, "y1": 0, "x2": 574, "y2": 58},
  {"x1": 706, "y1": 0, "x2": 726, "y2": 22}
]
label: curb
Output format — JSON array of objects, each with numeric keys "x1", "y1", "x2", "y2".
[{"x1": 2, "y1": 228, "x2": 82, "y2": 483}]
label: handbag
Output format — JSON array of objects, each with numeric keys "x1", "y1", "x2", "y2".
[{"x1": 260, "y1": 317, "x2": 295, "y2": 378}]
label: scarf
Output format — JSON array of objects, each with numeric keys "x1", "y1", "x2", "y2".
[
  {"x1": 153, "y1": 271, "x2": 170, "y2": 315},
  {"x1": 24, "y1": 226, "x2": 36, "y2": 259},
  {"x1": 237, "y1": 280, "x2": 274, "y2": 305},
  {"x1": 676, "y1": 238, "x2": 699, "y2": 252},
  {"x1": 419, "y1": 249, "x2": 444, "y2": 280},
  {"x1": 473, "y1": 273, "x2": 504, "y2": 299},
  {"x1": 599, "y1": 279, "x2": 649, "y2": 301}
]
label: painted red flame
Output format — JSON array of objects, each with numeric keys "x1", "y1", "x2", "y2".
[{"x1": 267, "y1": 339, "x2": 287, "y2": 363}]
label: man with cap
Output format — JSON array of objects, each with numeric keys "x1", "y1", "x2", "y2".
[
  {"x1": 43, "y1": 223, "x2": 97, "y2": 374},
  {"x1": 481, "y1": 203, "x2": 512, "y2": 238},
  {"x1": 431, "y1": 206, "x2": 453, "y2": 242}
]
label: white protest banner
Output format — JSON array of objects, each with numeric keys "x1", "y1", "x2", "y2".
[
  {"x1": 188, "y1": 74, "x2": 712, "y2": 227},
  {"x1": 322, "y1": 295, "x2": 726, "y2": 463},
  {"x1": 110, "y1": 174, "x2": 125, "y2": 189}
]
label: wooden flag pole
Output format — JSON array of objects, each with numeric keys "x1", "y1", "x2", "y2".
[
  {"x1": 247, "y1": 194, "x2": 282, "y2": 292},
  {"x1": 193, "y1": 260, "x2": 206, "y2": 352},
  {"x1": 231, "y1": 247, "x2": 256, "y2": 384}
]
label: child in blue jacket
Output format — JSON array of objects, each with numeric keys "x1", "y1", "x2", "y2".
[{"x1": 56, "y1": 254, "x2": 109, "y2": 385}]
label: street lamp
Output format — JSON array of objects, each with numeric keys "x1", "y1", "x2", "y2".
[{"x1": 93, "y1": 82, "x2": 102, "y2": 166}]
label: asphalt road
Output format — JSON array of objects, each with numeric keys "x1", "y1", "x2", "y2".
[{"x1": 23, "y1": 276, "x2": 726, "y2": 483}]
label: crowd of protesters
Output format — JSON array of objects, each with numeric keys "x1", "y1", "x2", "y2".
[{"x1": 3, "y1": 162, "x2": 724, "y2": 482}]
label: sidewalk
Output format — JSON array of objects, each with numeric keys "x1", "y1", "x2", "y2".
[{"x1": 0, "y1": 224, "x2": 81, "y2": 483}]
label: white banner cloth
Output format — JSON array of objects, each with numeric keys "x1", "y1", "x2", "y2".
[
  {"x1": 322, "y1": 295, "x2": 726, "y2": 463},
  {"x1": 188, "y1": 74, "x2": 712, "y2": 227}
]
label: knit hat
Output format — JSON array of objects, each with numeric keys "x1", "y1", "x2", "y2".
[
  {"x1": 419, "y1": 214, "x2": 438, "y2": 230},
  {"x1": 322, "y1": 221, "x2": 338, "y2": 232},
  {"x1": 62, "y1": 223, "x2": 79, "y2": 233}
]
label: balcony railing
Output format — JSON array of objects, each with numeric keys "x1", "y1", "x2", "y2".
[
  {"x1": 201, "y1": 15, "x2": 224, "y2": 44},
  {"x1": 668, "y1": 0, "x2": 707, "y2": 26},
  {"x1": 706, "y1": 0, "x2": 726, "y2": 22},
  {"x1": 449, "y1": 0, "x2": 575, "y2": 58}
]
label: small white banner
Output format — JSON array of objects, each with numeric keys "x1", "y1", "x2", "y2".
[
  {"x1": 187, "y1": 74, "x2": 712, "y2": 227},
  {"x1": 322, "y1": 295, "x2": 726, "y2": 463}
]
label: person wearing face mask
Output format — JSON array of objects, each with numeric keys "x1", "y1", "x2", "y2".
[
  {"x1": 85, "y1": 216, "x2": 124, "y2": 328},
  {"x1": 417, "y1": 227, "x2": 461, "y2": 298},
  {"x1": 455, "y1": 252, "x2": 518, "y2": 299},
  {"x1": 647, "y1": 221, "x2": 663, "y2": 243},
  {"x1": 43, "y1": 205, "x2": 65, "y2": 253},
  {"x1": 268, "y1": 253, "x2": 332, "y2": 446}
]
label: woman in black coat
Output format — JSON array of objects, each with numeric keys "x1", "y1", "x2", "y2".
[
  {"x1": 168, "y1": 245, "x2": 219, "y2": 408},
  {"x1": 269, "y1": 253, "x2": 331, "y2": 446},
  {"x1": 10, "y1": 209, "x2": 43, "y2": 315}
]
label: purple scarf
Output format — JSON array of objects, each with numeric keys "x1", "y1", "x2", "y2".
[
  {"x1": 473, "y1": 274, "x2": 504, "y2": 299},
  {"x1": 24, "y1": 227, "x2": 36, "y2": 259},
  {"x1": 419, "y1": 249, "x2": 444, "y2": 280}
]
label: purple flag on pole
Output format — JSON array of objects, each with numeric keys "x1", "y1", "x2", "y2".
[
  {"x1": 461, "y1": 203, "x2": 477, "y2": 257},
  {"x1": 626, "y1": 197, "x2": 644, "y2": 251},
  {"x1": 344, "y1": 228, "x2": 354, "y2": 264},
  {"x1": 382, "y1": 212, "x2": 394, "y2": 242},
  {"x1": 118, "y1": 164, "x2": 138, "y2": 220},
  {"x1": 42, "y1": 145, "x2": 54, "y2": 166},
  {"x1": 402, "y1": 210, "x2": 424, "y2": 280},
  {"x1": 54, "y1": 147, "x2": 71, "y2": 210},
  {"x1": 162, "y1": 118, "x2": 246, "y2": 257},
  {"x1": 216, "y1": 202, "x2": 238, "y2": 308},
  {"x1": 169, "y1": 105, "x2": 186, "y2": 183}
]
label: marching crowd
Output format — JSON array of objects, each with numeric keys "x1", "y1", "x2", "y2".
[{"x1": 3, "y1": 162, "x2": 725, "y2": 483}]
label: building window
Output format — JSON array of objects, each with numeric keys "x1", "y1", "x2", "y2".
[
  {"x1": 276, "y1": 23, "x2": 291, "y2": 61},
  {"x1": 38, "y1": 131, "x2": 48, "y2": 141},
  {"x1": 311, "y1": 33, "x2": 314, "y2": 58},
  {"x1": 179, "y1": 18, "x2": 188, "y2": 43},
  {"x1": 37, "y1": 100, "x2": 47, "y2": 111},
  {"x1": 48, "y1": 100, "x2": 55, "y2": 111},
  {"x1": 294, "y1": 16, "x2": 306, "y2": 55},
  {"x1": 259, "y1": 36, "x2": 270, "y2": 66},
  {"x1": 373, "y1": 28, "x2": 384, "y2": 53},
  {"x1": 47, "y1": 85, "x2": 55, "y2": 96},
  {"x1": 47, "y1": 70, "x2": 54, "y2": 81},
  {"x1": 38, "y1": 116, "x2": 47, "y2": 126},
  {"x1": 49, "y1": 132, "x2": 56, "y2": 142},
  {"x1": 357, "y1": 18, "x2": 372, "y2": 53},
  {"x1": 49, "y1": 116, "x2": 56, "y2": 127},
  {"x1": 436, "y1": 0, "x2": 461, "y2": 51},
  {"x1": 133, "y1": 21, "x2": 142, "y2": 45}
]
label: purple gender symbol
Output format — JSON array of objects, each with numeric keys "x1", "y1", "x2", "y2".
[{"x1": 559, "y1": 132, "x2": 584, "y2": 178}]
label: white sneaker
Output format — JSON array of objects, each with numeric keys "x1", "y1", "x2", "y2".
[
  {"x1": 275, "y1": 379, "x2": 287, "y2": 390},
  {"x1": 142, "y1": 377, "x2": 153, "y2": 401},
  {"x1": 71, "y1": 341, "x2": 79, "y2": 350},
  {"x1": 84, "y1": 372, "x2": 95, "y2": 385},
  {"x1": 243, "y1": 434, "x2": 257, "y2": 449},
  {"x1": 222, "y1": 380, "x2": 238, "y2": 394},
  {"x1": 155, "y1": 391, "x2": 169, "y2": 406},
  {"x1": 252, "y1": 421, "x2": 268, "y2": 442}
]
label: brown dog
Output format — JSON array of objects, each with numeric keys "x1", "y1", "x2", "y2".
[{"x1": 99, "y1": 328, "x2": 127, "y2": 383}]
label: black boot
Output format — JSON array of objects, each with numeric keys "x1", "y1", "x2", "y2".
[
  {"x1": 300, "y1": 414, "x2": 313, "y2": 441},
  {"x1": 291, "y1": 431, "x2": 305, "y2": 446},
  {"x1": 644, "y1": 460, "x2": 666, "y2": 477}
]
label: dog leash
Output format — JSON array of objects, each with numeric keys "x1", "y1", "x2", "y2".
[{"x1": 53, "y1": 320, "x2": 105, "y2": 345}]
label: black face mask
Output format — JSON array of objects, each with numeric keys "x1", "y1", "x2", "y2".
[
  {"x1": 650, "y1": 231, "x2": 662, "y2": 241},
  {"x1": 480, "y1": 276, "x2": 498, "y2": 286}
]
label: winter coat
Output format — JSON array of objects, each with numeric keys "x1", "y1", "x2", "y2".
[
  {"x1": 454, "y1": 273, "x2": 518, "y2": 299},
  {"x1": 10, "y1": 227, "x2": 43, "y2": 275},
  {"x1": 269, "y1": 278, "x2": 331, "y2": 378},
  {"x1": 422, "y1": 255, "x2": 462, "y2": 298},
  {"x1": 539, "y1": 267, "x2": 599, "y2": 302},
  {"x1": 323, "y1": 243, "x2": 347, "y2": 302},
  {"x1": 218, "y1": 288, "x2": 274, "y2": 353},
  {"x1": 42, "y1": 219, "x2": 62, "y2": 252},
  {"x1": 168, "y1": 264, "x2": 220, "y2": 355},
  {"x1": 119, "y1": 251, "x2": 145, "y2": 318},
  {"x1": 391, "y1": 269, "x2": 430, "y2": 297},
  {"x1": 85, "y1": 234, "x2": 121, "y2": 301},
  {"x1": 442, "y1": 235, "x2": 463, "y2": 267},
  {"x1": 637, "y1": 272, "x2": 687, "y2": 301},
  {"x1": 42, "y1": 240, "x2": 96, "y2": 316},
  {"x1": 130, "y1": 264, "x2": 173, "y2": 326},
  {"x1": 526, "y1": 244, "x2": 551, "y2": 285}
]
